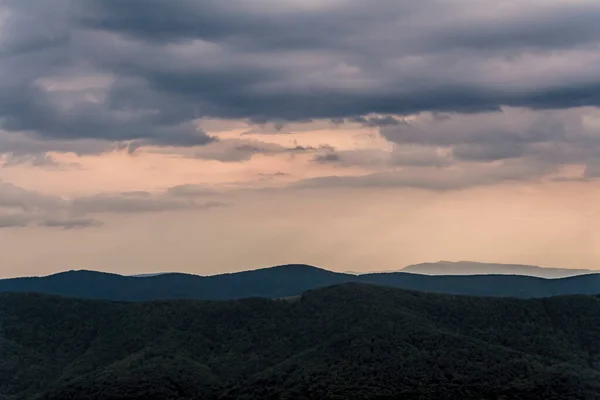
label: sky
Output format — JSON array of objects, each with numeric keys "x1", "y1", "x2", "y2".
[{"x1": 2, "y1": 0, "x2": 600, "y2": 278}]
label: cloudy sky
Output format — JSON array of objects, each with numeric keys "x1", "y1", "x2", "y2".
[{"x1": 2, "y1": 0, "x2": 600, "y2": 277}]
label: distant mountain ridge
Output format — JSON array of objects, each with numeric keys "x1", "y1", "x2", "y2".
[
  {"x1": 402, "y1": 261, "x2": 595, "y2": 278},
  {"x1": 2, "y1": 264, "x2": 600, "y2": 301}
]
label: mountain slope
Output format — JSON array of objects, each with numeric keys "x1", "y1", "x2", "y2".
[
  {"x1": 2, "y1": 286, "x2": 600, "y2": 399},
  {"x1": 2, "y1": 264, "x2": 600, "y2": 301},
  {"x1": 402, "y1": 261, "x2": 594, "y2": 278}
]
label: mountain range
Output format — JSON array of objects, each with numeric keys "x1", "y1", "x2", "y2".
[
  {"x1": 2, "y1": 263, "x2": 600, "y2": 301},
  {"x1": 2, "y1": 285, "x2": 600, "y2": 399},
  {"x1": 401, "y1": 261, "x2": 595, "y2": 278}
]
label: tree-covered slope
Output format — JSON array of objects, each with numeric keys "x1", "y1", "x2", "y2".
[{"x1": 2, "y1": 285, "x2": 600, "y2": 399}]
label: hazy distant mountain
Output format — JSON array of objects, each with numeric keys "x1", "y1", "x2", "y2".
[
  {"x1": 3, "y1": 285, "x2": 600, "y2": 399},
  {"x1": 402, "y1": 261, "x2": 595, "y2": 278},
  {"x1": 2, "y1": 264, "x2": 600, "y2": 301}
]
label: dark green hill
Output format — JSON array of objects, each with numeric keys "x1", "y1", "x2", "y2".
[
  {"x1": 2, "y1": 285, "x2": 600, "y2": 399},
  {"x1": 2, "y1": 264, "x2": 600, "y2": 301}
]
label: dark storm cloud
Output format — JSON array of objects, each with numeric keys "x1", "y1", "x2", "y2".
[
  {"x1": 433, "y1": 6, "x2": 600, "y2": 52},
  {"x1": 70, "y1": 0, "x2": 600, "y2": 116},
  {"x1": 2, "y1": 0, "x2": 600, "y2": 156},
  {"x1": 347, "y1": 116, "x2": 404, "y2": 128},
  {"x1": 0, "y1": 130, "x2": 117, "y2": 157},
  {"x1": 0, "y1": 84, "x2": 214, "y2": 146}
]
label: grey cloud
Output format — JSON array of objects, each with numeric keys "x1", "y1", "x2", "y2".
[
  {"x1": 258, "y1": 171, "x2": 289, "y2": 181},
  {"x1": 379, "y1": 112, "x2": 561, "y2": 148},
  {"x1": 348, "y1": 116, "x2": 404, "y2": 127},
  {"x1": 389, "y1": 147, "x2": 453, "y2": 168},
  {"x1": 313, "y1": 147, "x2": 452, "y2": 169},
  {"x1": 551, "y1": 176, "x2": 591, "y2": 183},
  {"x1": 243, "y1": 119, "x2": 293, "y2": 132},
  {"x1": 71, "y1": 192, "x2": 184, "y2": 214},
  {"x1": 74, "y1": 1, "x2": 600, "y2": 115},
  {"x1": 0, "y1": 0, "x2": 72, "y2": 58},
  {"x1": 434, "y1": 5, "x2": 600, "y2": 53},
  {"x1": 2, "y1": 0, "x2": 600, "y2": 155},
  {"x1": 0, "y1": 213, "x2": 102, "y2": 230},
  {"x1": 78, "y1": 1, "x2": 600, "y2": 54},
  {"x1": 2, "y1": 153, "x2": 62, "y2": 168},
  {"x1": 241, "y1": 123, "x2": 293, "y2": 135},
  {"x1": 0, "y1": 130, "x2": 117, "y2": 159},
  {"x1": 379, "y1": 108, "x2": 600, "y2": 170},
  {"x1": 1, "y1": 152, "x2": 81, "y2": 169},
  {"x1": 185, "y1": 139, "x2": 314, "y2": 162},
  {"x1": 296, "y1": 160, "x2": 554, "y2": 192},
  {"x1": 452, "y1": 142, "x2": 528, "y2": 162},
  {"x1": 166, "y1": 184, "x2": 221, "y2": 197},
  {"x1": 0, "y1": 0, "x2": 213, "y2": 153},
  {"x1": 0, "y1": 214, "x2": 31, "y2": 228},
  {"x1": 0, "y1": 84, "x2": 214, "y2": 146},
  {"x1": 0, "y1": 181, "x2": 94, "y2": 229},
  {"x1": 584, "y1": 163, "x2": 600, "y2": 179},
  {"x1": 314, "y1": 152, "x2": 342, "y2": 163},
  {"x1": 76, "y1": 0, "x2": 247, "y2": 44},
  {"x1": 0, "y1": 181, "x2": 65, "y2": 211},
  {"x1": 38, "y1": 218, "x2": 103, "y2": 230},
  {"x1": 0, "y1": 180, "x2": 229, "y2": 229},
  {"x1": 71, "y1": 192, "x2": 228, "y2": 214}
]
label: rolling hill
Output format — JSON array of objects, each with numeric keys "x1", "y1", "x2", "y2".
[
  {"x1": 2, "y1": 264, "x2": 600, "y2": 301},
  {"x1": 2, "y1": 285, "x2": 600, "y2": 399}
]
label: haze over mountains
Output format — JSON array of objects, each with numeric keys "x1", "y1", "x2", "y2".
[
  {"x1": 401, "y1": 261, "x2": 595, "y2": 278},
  {"x1": 2, "y1": 263, "x2": 600, "y2": 302},
  {"x1": 3, "y1": 285, "x2": 600, "y2": 399}
]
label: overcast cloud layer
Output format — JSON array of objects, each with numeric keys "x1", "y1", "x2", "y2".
[
  {"x1": 2, "y1": 0, "x2": 600, "y2": 146},
  {"x1": 2, "y1": 0, "x2": 600, "y2": 231}
]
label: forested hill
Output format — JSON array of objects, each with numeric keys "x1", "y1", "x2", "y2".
[
  {"x1": 2, "y1": 285, "x2": 600, "y2": 399},
  {"x1": 2, "y1": 264, "x2": 600, "y2": 301}
]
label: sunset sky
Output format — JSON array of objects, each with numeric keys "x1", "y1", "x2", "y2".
[{"x1": 2, "y1": 0, "x2": 600, "y2": 278}]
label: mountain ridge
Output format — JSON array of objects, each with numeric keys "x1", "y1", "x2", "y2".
[
  {"x1": 10, "y1": 261, "x2": 594, "y2": 280},
  {"x1": 401, "y1": 261, "x2": 595, "y2": 278},
  {"x1": 2, "y1": 263, "x2": 600, "y2": 301}
]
